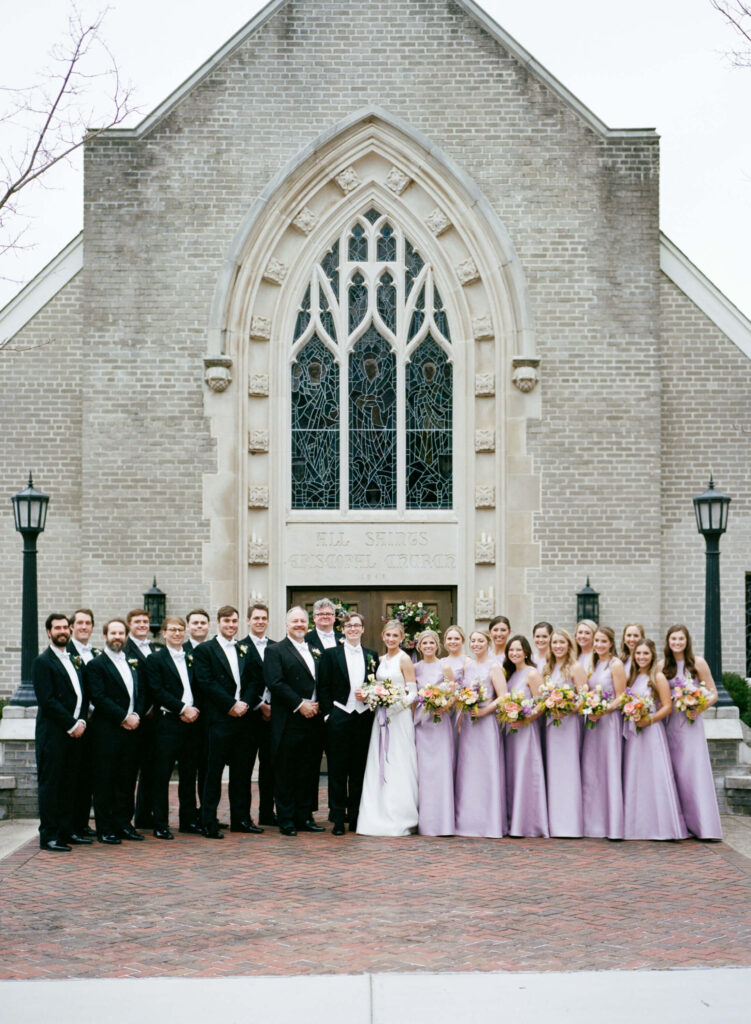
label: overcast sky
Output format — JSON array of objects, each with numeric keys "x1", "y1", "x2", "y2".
[{"x1": 1, "y1": 0, "x2": 749, "y2": 317}]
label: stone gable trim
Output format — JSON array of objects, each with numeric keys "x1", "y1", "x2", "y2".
[
  {"x1": 101, "y1": 0, "x2": 656, "y2": 143},
  {"x1": 0, "y1": 233, "x2": 82, "y2": 344},
  {"x1": 660, "y1": 233, "x2": 751, "y2": 362}
]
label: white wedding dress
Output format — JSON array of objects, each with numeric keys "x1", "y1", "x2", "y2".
[{"x1": 357, "y1": 652, "x2": 419, "y2": 836}]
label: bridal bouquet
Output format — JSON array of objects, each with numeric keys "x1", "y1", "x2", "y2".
[
  {"x1": 496, "y1": 690, "x2": 536, "y2": 731},
  {"x1": 672, "y1": 676, "x2": 711, "y2": 722},
  {"x1": 579, "y1": 684, "x2": 610, "y2": 730},
  {"x1": 454, "y1": 683, "x2": 488, "y2": 725},
  {"x1": 618, "y1": 688, "x2": 655, "y2": 733},
  {"x1": 539, "y1": 679, "x2": 580, "y2": 725},
  {"x1": 416, "y1": 685, "x2": 454, "y2": 723},
  {"x1": 361, "y1": 674, "x2": 410, "y2": 718}
]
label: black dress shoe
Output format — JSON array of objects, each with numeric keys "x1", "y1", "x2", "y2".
[
  {"x1": 217, "y1": 820, "x2": 229, "y2": 829},
  {"x1": 66, "y1": 833, "x2": 94, "y2": 845},
  {"x1": 332, "y1": 823, "x2": 345, "y2": 836},
  {"x1": 203, "y1": 827, "x2": 224, "y2": 839},
  {"x1": 230, "y1": 820, "x2": 264, "y2": 834},
  {"x1": 259, "y1": 814, "x2": 278, "y2": 826},
  {"x1": 153, "y1": 828, "x2": 174, "y2": 840},
  {"x1": 81, "y1": 825, "x2": 97, "y2": 838},
  {"x1": 41, "y1": 840, "x2": 72, "y2": 852},
  {"x1": 298, "y1": 820, "x2": 325, "y2": 833},
  {"x1": 97, "y1": 833, "x2": 122, "y2": 845},
  {"x1": 119, "y1": 826, "x2": 145, "y2": 841},
  {"x1": 279, "y1": 824, "x2": 298, "y2": 836},
  {"x1": 178, "y1": 823, "x2": 203, "y2": 835}
]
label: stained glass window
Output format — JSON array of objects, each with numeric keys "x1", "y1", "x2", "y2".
[
  {"x1": 289, "y1": 208, "x2": 453, "y2": 512},
  {"x1": 406, "y1": 336, "x2": 452, "y2": 509},
  {"x1": 291, "y1": 336, "x2": 339, "y2": 509}
]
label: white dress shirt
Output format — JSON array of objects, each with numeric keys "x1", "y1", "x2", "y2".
[
  {"x1": 291, "y1": 637, "x2": 316, "y2": 710},
  {"x1": 105, "y1": 647, "x2": 136, "y2": 716},
  {"x1": 335, "y1": 643, "x2": 367, "y2": 714},
  {"x1": 316, "y1": 630, "x2": 338, "y2": 650},
  {"x1": 71, "y1": 638, "x2": 95, "y2": 665},
  {"x1": 131, "y1": 637, "x2": 153, "y2": 658},
  {"x1": 251, "y1": 635, "x2": 271, "y2": 704},
  {"x1": 167, "y1": 645, "x2": 194, "y2": 711},
  {"x1": 218, "y1": 635, "x2": 242, "y2": 700},
  {"x1": 50, "y1": 644, "x2": 84, "y2": 726}
]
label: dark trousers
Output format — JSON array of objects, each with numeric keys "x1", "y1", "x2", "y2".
[
  {"x1": 36, "y1": 726, "x2": 85, "y2": 844},
  {"x1": 273, "y1": 714, "x2": 322, "y2": 828},
  {"x1": 91, "y1": 722, "x2": 140, "y2": 836},
  {"x1": 248, "y1": 713, "x2": 275, "y2": 822},
  {"x1": 153, "y1": 713, "x2": 201, "y2": 830},
  {"x1": 326, "y1": 707, "x2": 373, "y2": 828},
  {"x1": 73, "y1": 725, "x2": 95, "y2": 833},
  {"x1": 134, "y1": 712, "x2": 157, "y2": 827},
  {"x1": 201, "y1": 714, "x2": 253, "y2": 829}
]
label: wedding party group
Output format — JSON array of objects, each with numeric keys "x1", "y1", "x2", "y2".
[{"x1": 30, "y1": 598, "x2": 722, "y2": 852}]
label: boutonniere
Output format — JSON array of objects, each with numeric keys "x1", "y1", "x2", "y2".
[
  {"x1": 312, "y1": 648, "x2": 321, "y2": 659},
  {"x1": 186, "y1": 654, "x2": 194, "y2": 668},
  {"x1": 237, "y1": 644, "x2": 248, "y2": 657},
  {"x1": 71, "y1": 654, "x2": 83, "y2": 670},
  {"x1": 91, "y1": 648, "x2": 102, "y2": 658},
  {"x1": 337, "y1": 635, "x2": 345, "y2": 644},
  {"x1": 127, "y1": 658, "x2": 139, "y2": 671},
  {"x1": 366, "y1": 656, "x2": 377, "y2": 675}
]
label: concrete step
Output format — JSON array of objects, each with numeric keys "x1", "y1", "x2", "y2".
[{"x1": 0, "y1": 776, "x2": 16, "y2": 790}]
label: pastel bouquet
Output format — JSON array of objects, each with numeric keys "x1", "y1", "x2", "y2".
[
  {"x1": 454, "y1": 683, "x2": 489, "y2": 724},
  {"x1": 619, "y1": 687, "x2": 655, "y2": 737},
  {"x1": 361, "y1": 674, "x2": 410, "y2": 719},
  {"x1": 496, "y1": 690, "x2": 537, "y2": 731},
  {"x1": 672, "y1": 676, "x2": 711, "y2": 723},
  {"x1": 579, "y1": 684, "x2": 611, "y2": 730},
  {"x1": 416, "y1": 684, "x2": 454, "y2": 723},
  {"x1": 539, "y1": 678, "x2": 580, "y2": 726}
]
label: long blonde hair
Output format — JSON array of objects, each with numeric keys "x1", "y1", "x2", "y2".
[{"x1": 545, "y1": 629, "x2": 577, "y2": 682}]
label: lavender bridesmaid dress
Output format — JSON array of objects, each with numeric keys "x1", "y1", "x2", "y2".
[
  {"x1": 454, "y1": 660, "x2": 506, "y2": 837},
  {"x1": 544, "y1": 665, "x2": 583, "y2": 837},
  {"x1": 664, "y1": 661, "x2": 722, "y2": 839},
  {"x1": 580, "y1": 658, "x2": 624, "y2": 839},
  {"x1": 622, "y1": 673, "x2": 688, "y2": 840},
  {"x1": 414, "y1": 660, "x2": 455, "y2": 836},
  {"x1": 504, "y1": 666, "x2": 548, "y2": 837}
]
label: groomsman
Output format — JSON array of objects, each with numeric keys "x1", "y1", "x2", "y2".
[
  {"x1": 318, "y1": 612, "x2": 377, "y2": 834},
  {"x1": 184, "y1": 609, "x2": 210, "y2": 650},
  {"x1": 67, "y1": 608, "x2": 100, "y2": 838},
  {"x1": 304, "y1": 598, "x2": 341, "y2": 814},
  {"x1": 240, "y1": 602, "x2": 276, "y2": 826},
  {"x1": 32, "y1": 613, "x2": 90, "y2": 851},
  {"x1": 264, "y1": 606, "x2": 324, "y2": 836},
  {"x1": 125, "y1": 608, "x2": 158, "y2": 830},
  {"x1": 146, "y1": 617, "x2": 202, "y2": 839},
  {"x1": 86, "y1": 618, "x2": 146, "y2": 843},
  {"x1": 193, "y1": 605, "x2": 262, "y2": 838}
]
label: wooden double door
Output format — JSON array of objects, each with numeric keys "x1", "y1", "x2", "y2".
[{"x1": 288, "y1": 586, "x2": 456, "y2": 654}]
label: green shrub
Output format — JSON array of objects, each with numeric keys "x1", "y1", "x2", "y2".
[
  {"x1": 0, "y1": 697, "x2": 7, "y2": 721},
  {"x1": 723, "y1": 672, "x2": 751, "y2": 729}
]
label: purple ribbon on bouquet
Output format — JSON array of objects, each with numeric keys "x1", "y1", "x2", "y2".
[
  {"x1": 623, "y1": 718, "x2": 637, "y2": 740},
  {"x1": 377, "y1": 706, "x2": 390, "y2": 785}
]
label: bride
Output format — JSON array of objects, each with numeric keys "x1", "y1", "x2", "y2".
[{"x1": 356, "y1": 619, "x2": 419, "y2": 836}]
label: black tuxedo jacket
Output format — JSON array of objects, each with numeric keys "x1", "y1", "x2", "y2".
[
  {"x1": 318, "y1": 644, "x2": 378, "y2": 720},
  {"x1": 146, "y1": 645, "x2": 198, "y2": 716},
  {"x1": 66, "y1": 639, "x2": 101, "y2": 662},
  {"x1": 237, "y1": 634, "x2": 276, "y2": 708},
  {"x1": 125, "y1": 637, "x2": 160, "y2": 711},
  {"x1": 33, "y1": 647, "x2": 88, "y2": 735},
  {"x1": 304, "y1": 628, "x2": 343, "y2": 659},
  {"x1": 85, "y1": 651, "x2": 145, "y2": 728},
  {"x1": 264, "y1": 637, "x2": 318, "y2": 751},
  {"x1": 193, "y1": 637, "x2": 254, "y2": 719}
]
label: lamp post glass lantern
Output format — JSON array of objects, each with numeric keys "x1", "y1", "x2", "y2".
[
  {"x1": 143, "y1": 578, "x2": 166, "y2": 637},
  {"x1": 693, "y1": 476, "x2": 732, "y2": 706},
  {"x1": 576, "y1": 578, "x2": 599, "y2": 625},
  {"x1": 10, "y1": 474, "x2": 50, "y2": 706}
]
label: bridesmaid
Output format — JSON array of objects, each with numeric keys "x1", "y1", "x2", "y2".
[
  {"x1": 660, "y1": 625, "x2": 722, "y2": 840},
  {"x1": 503, "y1": 635, "x2": 548, "y2": 837},
  {"x1": 619, "y1": 622, "x2": 645, "y2": 677},
  {"x1": 622, "y1": 639, "x2": 687, "y2": 840},
  {"x1": 574, "y1": 619, "x2": 597, "y2": 676},
  {"x1": 581, "y1": 626, "x2": 626, "y2": 839},
  {"x1": 454, "y1": 630, "x2": 507, "y2": 837},
  {"x1": 414, "y1": 629, "x2": 455, "y2": 836},
  {"x1": 489, "y1": 616, "x2": 511, "y2": 666},
  {"x1": 542, "y1": 629, "x2": 587, "y2": 837},
  {"x1": 442, "y1": 625, "x2": 469, "y2": 687},
  {"x1": 532, "y1": 621, "x2": 553, "y2": 672}
]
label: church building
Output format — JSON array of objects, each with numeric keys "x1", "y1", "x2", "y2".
[{"x1": 1, "y1": 0, "x2": 750, "y2": 688}]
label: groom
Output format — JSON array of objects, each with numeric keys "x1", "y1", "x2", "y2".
[{"x1": 318, "y1": 612, "x2": 377, "y2": 835}]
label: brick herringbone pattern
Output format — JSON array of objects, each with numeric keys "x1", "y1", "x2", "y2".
[{"x1": 2, "y1": 787, "x2": 750, "y2": 979}]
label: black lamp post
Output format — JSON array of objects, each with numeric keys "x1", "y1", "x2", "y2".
[
  {"x1": 693, "y1": 477, "x2": 733, "y2": 706},
  {"x1": 576, "y1": 578, "x2": 599, "y2": 624},
  {"x1": 143, "y1": 578, "x2": 166, "y2": 637},
  {"x1": 9, "y1": 474, "x2": 50, "y2": 707}
]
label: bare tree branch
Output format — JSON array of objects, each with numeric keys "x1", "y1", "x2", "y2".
[{"x1": 711, "y1": 1, "x2": 751, "y2": 66}]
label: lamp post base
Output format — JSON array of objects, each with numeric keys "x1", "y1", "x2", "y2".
[{"x1": 7, "y1": 678, "x2": 38, "y2": 708}]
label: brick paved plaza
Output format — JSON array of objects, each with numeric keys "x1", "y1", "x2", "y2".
[{"x1": 2, "y1": 786, "x2": 751, "y2": 981}]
